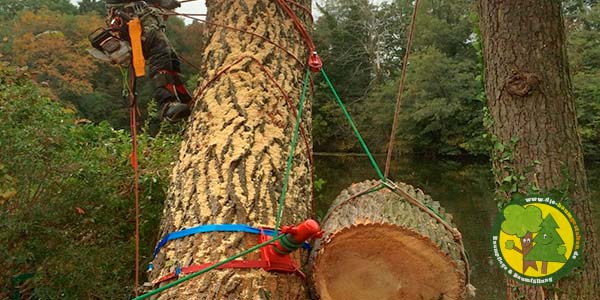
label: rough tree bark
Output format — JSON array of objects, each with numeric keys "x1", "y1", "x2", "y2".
[
  {"x1": 310, "y1": 180, "x2": 469, "y2": 300},
  {"x1": 478, "y1": 1, "x2": 600, "y2": 299},
  {"x1": 148, "y1": 0, "x2": 313, "y2": 298}
]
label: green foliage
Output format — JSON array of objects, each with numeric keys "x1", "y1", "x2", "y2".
[
  {"x1": 501, "y1": 205, "x2": 543, "y2": 237},
  {"x1": 397, "y1": 46, "x2": 486, "y2": 156},
  {"x1": 0, "y1": 0, "x2": 78, "y2": 19},
  {"x1": 0, "y1": 67, "x2": 181, "y2": 299},
  {"x1": 314, "y1": 0, "x2": 381, "y2": 95},
  {"x1": 505, "y1": 240, "x2": 515, "y2": 250},
  {"x1": 0, "y1": 163, "x2": 17, "y2": 203},
  {"x1": 313, "y1": 0, "x2": 486, "y2": 157},
  {"x1": 77, "y1": 0, "x2": 107, "y2": 16},
  {"x1": 568, "y1": 4, "x2": 600, "y2": 159},
  {"x1": 563, "y1": 0, "x2": 599, "y2": 19}
]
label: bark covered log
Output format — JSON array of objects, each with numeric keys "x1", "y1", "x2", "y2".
[
  {"x1": 147, "y1": 0, "x2": 313, "y2": 298},
  {"x1": 310, "y1": 180, "x2": 469, "y2": 300}
]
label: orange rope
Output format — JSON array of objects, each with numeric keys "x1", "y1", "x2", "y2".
[{"x1": 384, "y1": 0, "x2": 421, "y2": 178}]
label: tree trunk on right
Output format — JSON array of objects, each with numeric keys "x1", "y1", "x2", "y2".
[{"x1": 478, "y1": 1, "x2": 599, "y2": 299}]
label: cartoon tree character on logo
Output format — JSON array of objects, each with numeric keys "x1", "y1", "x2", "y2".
[
  {"x1": 525, "y1": 214, "x2": 568, "y2": 274},
  {"x1": 501, "y1": 205, "x2": 543, "y2": 273}
]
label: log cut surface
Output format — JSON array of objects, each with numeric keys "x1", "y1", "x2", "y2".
[{"x1": 310, "y1": 180, "x2": 467, "y2": 300}]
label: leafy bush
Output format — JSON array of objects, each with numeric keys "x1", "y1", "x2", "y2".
[
  {"x1": 0, "y1": 67, "x2": 181, "y2": 299},
  {"x1": 568, "y1": 4, "x2": 600, "y2": 160}
]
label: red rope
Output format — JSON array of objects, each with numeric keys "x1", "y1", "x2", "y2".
[
  {"x1": 285, "y1": 0, "x2": 313, "y2": 23},
  {"x1": 274, "y1": 0, "x2": 316, "y2": 52},
  {"x1": 172, "y1": 13, "x2": 305, "y2": 67},
  {"x1": 172, "y1": 1, "x2": 318, "y2": 216},
  {"x1": 195, "y1": 55, "x2": 313, "y2": 168},
  {"x1": 127, "y1": 67, "x2": 141, "y2": 297}
]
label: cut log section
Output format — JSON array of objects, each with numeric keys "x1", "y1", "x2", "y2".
[{"x1": 310, "y1": 180, "x2": 469, "y2": 300}]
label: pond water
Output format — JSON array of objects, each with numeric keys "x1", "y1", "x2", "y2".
[{"x1": 313, "y1": 155, "x2": 600, "y2": 300}]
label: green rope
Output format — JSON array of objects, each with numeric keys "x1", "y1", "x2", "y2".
[
  {"x1": 273, "y1": 68, "x2": 311, "y2": 236},
  {"x1": 133, "y1": 234, "x2": 285, "y2": 300},
  {"x1": 320, "y1": 68, "x2": 385, "y2": 181}
]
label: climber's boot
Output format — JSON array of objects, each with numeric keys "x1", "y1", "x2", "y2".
[{"x1": 153, "y1": 70, "x2": 193, "y2": 122}]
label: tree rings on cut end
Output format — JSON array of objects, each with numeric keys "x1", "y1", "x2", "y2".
[
  {"x1": 310, "y1": 180, "x2": 468, "y2": 300},
  {"x1": 313, "y1": 224, "x2": 463, "y2": 300}
]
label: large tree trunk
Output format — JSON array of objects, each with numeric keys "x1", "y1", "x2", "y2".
[
  {"x1": 478, "y1": 1, "x2": 600, "y2": 299},
  {"x1": 148, "y1": 0, "x2": 313, "y2": 298},
  {"x1": 310, "y1": 180, "x2": 469, "y2": 300}
]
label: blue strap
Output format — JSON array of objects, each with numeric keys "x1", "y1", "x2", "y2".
[{"x1": 151, "y1": 224, "x2": 310, "y2": 261}]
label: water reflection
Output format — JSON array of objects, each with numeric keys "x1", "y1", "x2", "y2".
[{"x1": 314, "y1": 155, "x2": 600, "y2": 299}]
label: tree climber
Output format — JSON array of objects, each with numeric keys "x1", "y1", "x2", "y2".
[{"x1": 97, "y1": 0, "x2": 192, "y2": 122}]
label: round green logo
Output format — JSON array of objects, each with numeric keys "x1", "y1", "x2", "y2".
[{"x1": 491, "y1": 195, "x2": 582, "y2": 285}]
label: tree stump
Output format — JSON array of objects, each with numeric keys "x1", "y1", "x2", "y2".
[{"x1": 310, "y1": 180, "x2": 469, "y2": 300}]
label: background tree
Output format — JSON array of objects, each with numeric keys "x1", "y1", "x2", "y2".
[
  {"x1": 312, "y1": 0, "x2": 487, "y2": 157},
  {"x1": 77, "y1": 0, "x2": 106, "y2": 16},
  {"x1": 9, "y1": 9, "x2": 103, "y2": 96},
  {"x1": 478, "y1": 0, "x2": 600, "y2": 299}
]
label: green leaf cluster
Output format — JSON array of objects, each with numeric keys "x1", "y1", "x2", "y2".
[
  {"x1": 0, "y1": 0, "x2": 78, "y2": 19},
  {"x1": 0, "y1": 66, "x2": 181, "y2": 299},
  {"x1": 568, "y1": 4, "x2": 600, "y2": 160},
  {"x1": 313, "y1": 0, "x2": 600, "y2": 160},
  {"x1": 501, "y1": 205, "x2": 543, "y2": 238}
]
